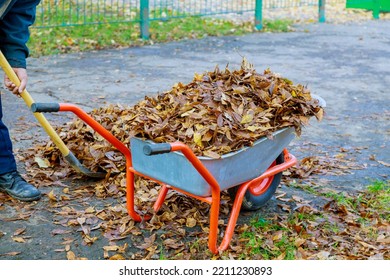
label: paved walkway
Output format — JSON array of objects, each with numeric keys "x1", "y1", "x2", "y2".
[{"x1": 0, "y1": 20, "x2": 389, "y2": 259}]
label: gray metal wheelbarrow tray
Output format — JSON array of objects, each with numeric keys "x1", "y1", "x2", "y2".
[{"x1": 130, "y1": 127, "x2": 295, "y2": 197}]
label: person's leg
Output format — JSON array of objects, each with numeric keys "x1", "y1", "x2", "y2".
[
  {"x1": 0, "y1": 93, "x2": 18, "y2": 175},
  {"x1": 0, "y1": 93, "x2": 41, "y2": 201}
]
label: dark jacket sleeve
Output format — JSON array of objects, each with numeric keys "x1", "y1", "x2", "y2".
[{"x1": 0, "y1": 0, "x2": 40, "y2": 68}]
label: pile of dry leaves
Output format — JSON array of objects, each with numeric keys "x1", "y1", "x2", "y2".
[{"x1": 40, "y1": 59, "x2": 323, "y2": 173}]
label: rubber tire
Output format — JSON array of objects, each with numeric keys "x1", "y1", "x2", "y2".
[{"x1": 228, "y1": 153, "x2": 284, "y2": 211}]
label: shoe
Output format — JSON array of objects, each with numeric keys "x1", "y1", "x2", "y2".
[{"x1": 0, "y1": 171, "x2": 41, "y2": 201}]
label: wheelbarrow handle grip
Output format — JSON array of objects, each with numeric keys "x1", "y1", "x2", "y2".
[
  {"x1": 31, "y1": 102, "x2": 60, "y2": 113},
  {"x1": 143, "y1": 143, "x2": 172, "y2": 156}
]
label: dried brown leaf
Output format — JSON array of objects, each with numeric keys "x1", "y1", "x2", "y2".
[
  {"x1": 12, "y1": 237, "x2": 26, "y2": 243},
  {"x1": 66, "y1": 251, "x2": 76, "y2": 260}
]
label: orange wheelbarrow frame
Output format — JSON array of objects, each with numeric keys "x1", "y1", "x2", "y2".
[{"x1": 32, "y1": 102, "x2": 297, "y2": 254}]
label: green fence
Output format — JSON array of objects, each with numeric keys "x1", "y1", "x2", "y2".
[
  {"x1": 35, "y1": 0, "x2": 141, "y2": 27},
  {"x1": 34, "y1": 0, "x2": 340, "y2": 38},
  {"x1": 346, "y1": 0, "x2": 390, "y2": 18}
]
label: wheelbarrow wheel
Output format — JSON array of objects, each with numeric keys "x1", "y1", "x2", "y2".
[{"x1": 228, "y1": 153, "x2": 284, "y2": 211}]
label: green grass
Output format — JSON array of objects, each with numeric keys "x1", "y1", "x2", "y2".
[
  {"x1": 324, "y1": 192, "x2": 355, "y2": 207},
  {"x1": 287, "y1": 212, "x2": 320, "y2": 228},
  {"x1": 287, "y1": 181, "x2": 320, "y2": 196},
  {"x1": 249, "y1": 216, "x2": 269, "y2": 228},
  {"x1": 237, "y1": 180, "x2": 390, "y2": 260},
  {"x1": 240, "y1": 215, "x2": 297, "y2": 260},
  {"x1": 274, "y1": 236, "x2": 296, "y2": 260},
  {"x1": 365, "y1": 180, "x2": 390, "y2": 220},
  {"x1": 263, "y1": 19, "x2": 293, "y2": 32},
  {"x1": 28, "y1": 16, "x2": 294, "y2": 57},
  {"x1": 240, "y1": 229, "x2": 297, "y2": 260},
  {"x1": 322, "y1": 221, "x2": 341, "y2": 234},
  {"x1": 367, "y1": 180, "x2": 389, "y2": 193},
  {"x1": 29, "y1": 23, "x2": 141, "y2": 56},
  {"x1": 323, "y1": 180, "x2": 389, "y2": 217}
]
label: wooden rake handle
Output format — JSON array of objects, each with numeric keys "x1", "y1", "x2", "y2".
[{"x1": 0, "y1": 51, "x2": 105, "y2": 178}]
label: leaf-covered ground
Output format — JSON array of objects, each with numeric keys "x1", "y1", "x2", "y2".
[
  {"x1": 2, "y1": 148, "x2": 389, "y2": 259},
  {"x1": 1, "y1": 62, "x2": 388, "y2": 260}
]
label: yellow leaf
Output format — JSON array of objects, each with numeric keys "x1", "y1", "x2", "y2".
[
  {"x1": 67, "y1": 251, "x2": 76, "y2": 260},
  {"x1": 66, "y1": 37, "x2": 74, "y2": 45},
  {"x1": 180, "y1": 108, "x2": 195, "y2": 117},
  {"x1": 85, "y1": 207, "x2": 95, "y2": 214},
  {"x1": 315, "y1": 108, "x2": 324, "y2": 122},
  {"x1": 246, "y1": 125, "x2": 268, "y2": 132},
  {"x1": 240, "y1": 110, "x2": 254, "y2": 124},
  {"x1": 34, "y1": 156, "x2": 50, "y2": 168},
  {"x1": 240, "y1": 114, "x2": 253, "y2": 124},
  {"x1": 294, "y1": 238, "x2": 306, "y2": 247},
  {"x1": 193, "y1": 132, "x2": 203, "y2": 148},
  {"x1": 272, "y1": 230, "x2": 283, "y2": 241},
  {"x1": 47, "y1": 190, "x2": 57, "y2": 202},
  {"x1": 186, "y1": 217, "x2": 196, "y2": 228},
  {"x1": 103, "y1": 245, "x2": 120, "y2": 251},
  {"x1": 194, "y1": 124, "x2": 204, "y2": 130},
  {"x1": 109, "y1": 254, "x2": 126, "y2": 260},
  {"x1": 12, "y1": 237, "x2": 26, "y2": 243},
  {"x1": 194, "y1": 73, "x2": 203, "y2": 81}
]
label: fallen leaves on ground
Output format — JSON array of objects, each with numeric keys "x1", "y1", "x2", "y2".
[
  {"x1": 289, "y1": 154, "x2": 367, "y2": 179},
  {"x1": 240, "y1": 183, "x2": 389, "y2": 260},
  {"x1": 0, "y1": 252, "x2": 21, "y2": 257},
  {"x1": 3, "y1": 152, "x2": 389, "y2": 260},
  {"x1": 2, "y1": 60, "x2": 388, "y2": 260}
]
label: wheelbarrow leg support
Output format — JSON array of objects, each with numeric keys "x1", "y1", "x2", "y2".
[
  {"x1": 218, "y1": 183, "x2": 249, "y2": 252},
  {"x1": 208, "y1": 190, "x2": 221, "y2": 254},
  {"x1": 126, "y1": 165, "x2": 143, "y2": 222},
  {"x1": 219, "y1": 149, "x2": 297, "y2": 252},
  {"x1": 144, "y1": 143, "x2": 297, "y2": 254},
  {"x1": 154, "y1": 185, "x2": 169, "y2": 212},
  {"x1": 168, "y1": 143, "x2": 221, "y2": 254}
]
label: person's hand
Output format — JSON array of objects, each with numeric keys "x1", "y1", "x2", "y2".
[{"x1": 4, "y1": 68, "x2": 28, "y2": 95}]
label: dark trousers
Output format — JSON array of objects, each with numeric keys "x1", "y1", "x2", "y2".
[{"x1": 0, "y1": 93, "x2": 17, "y2": 175}]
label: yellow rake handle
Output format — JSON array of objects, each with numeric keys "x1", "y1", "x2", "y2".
[
  {"x1": 0, "y1": 51, "x2": 70, "y2": 155},
  {"x1": 0, "y1": 51, "x2": 105, "y2": 178}
]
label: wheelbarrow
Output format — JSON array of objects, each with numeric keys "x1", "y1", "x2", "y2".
[
  {"x1": 29, "y1": 101, "x2": 302, "y2": 254},
  {"x1": 1, "y1": 54, "x2": 324, "y2": 253}
]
